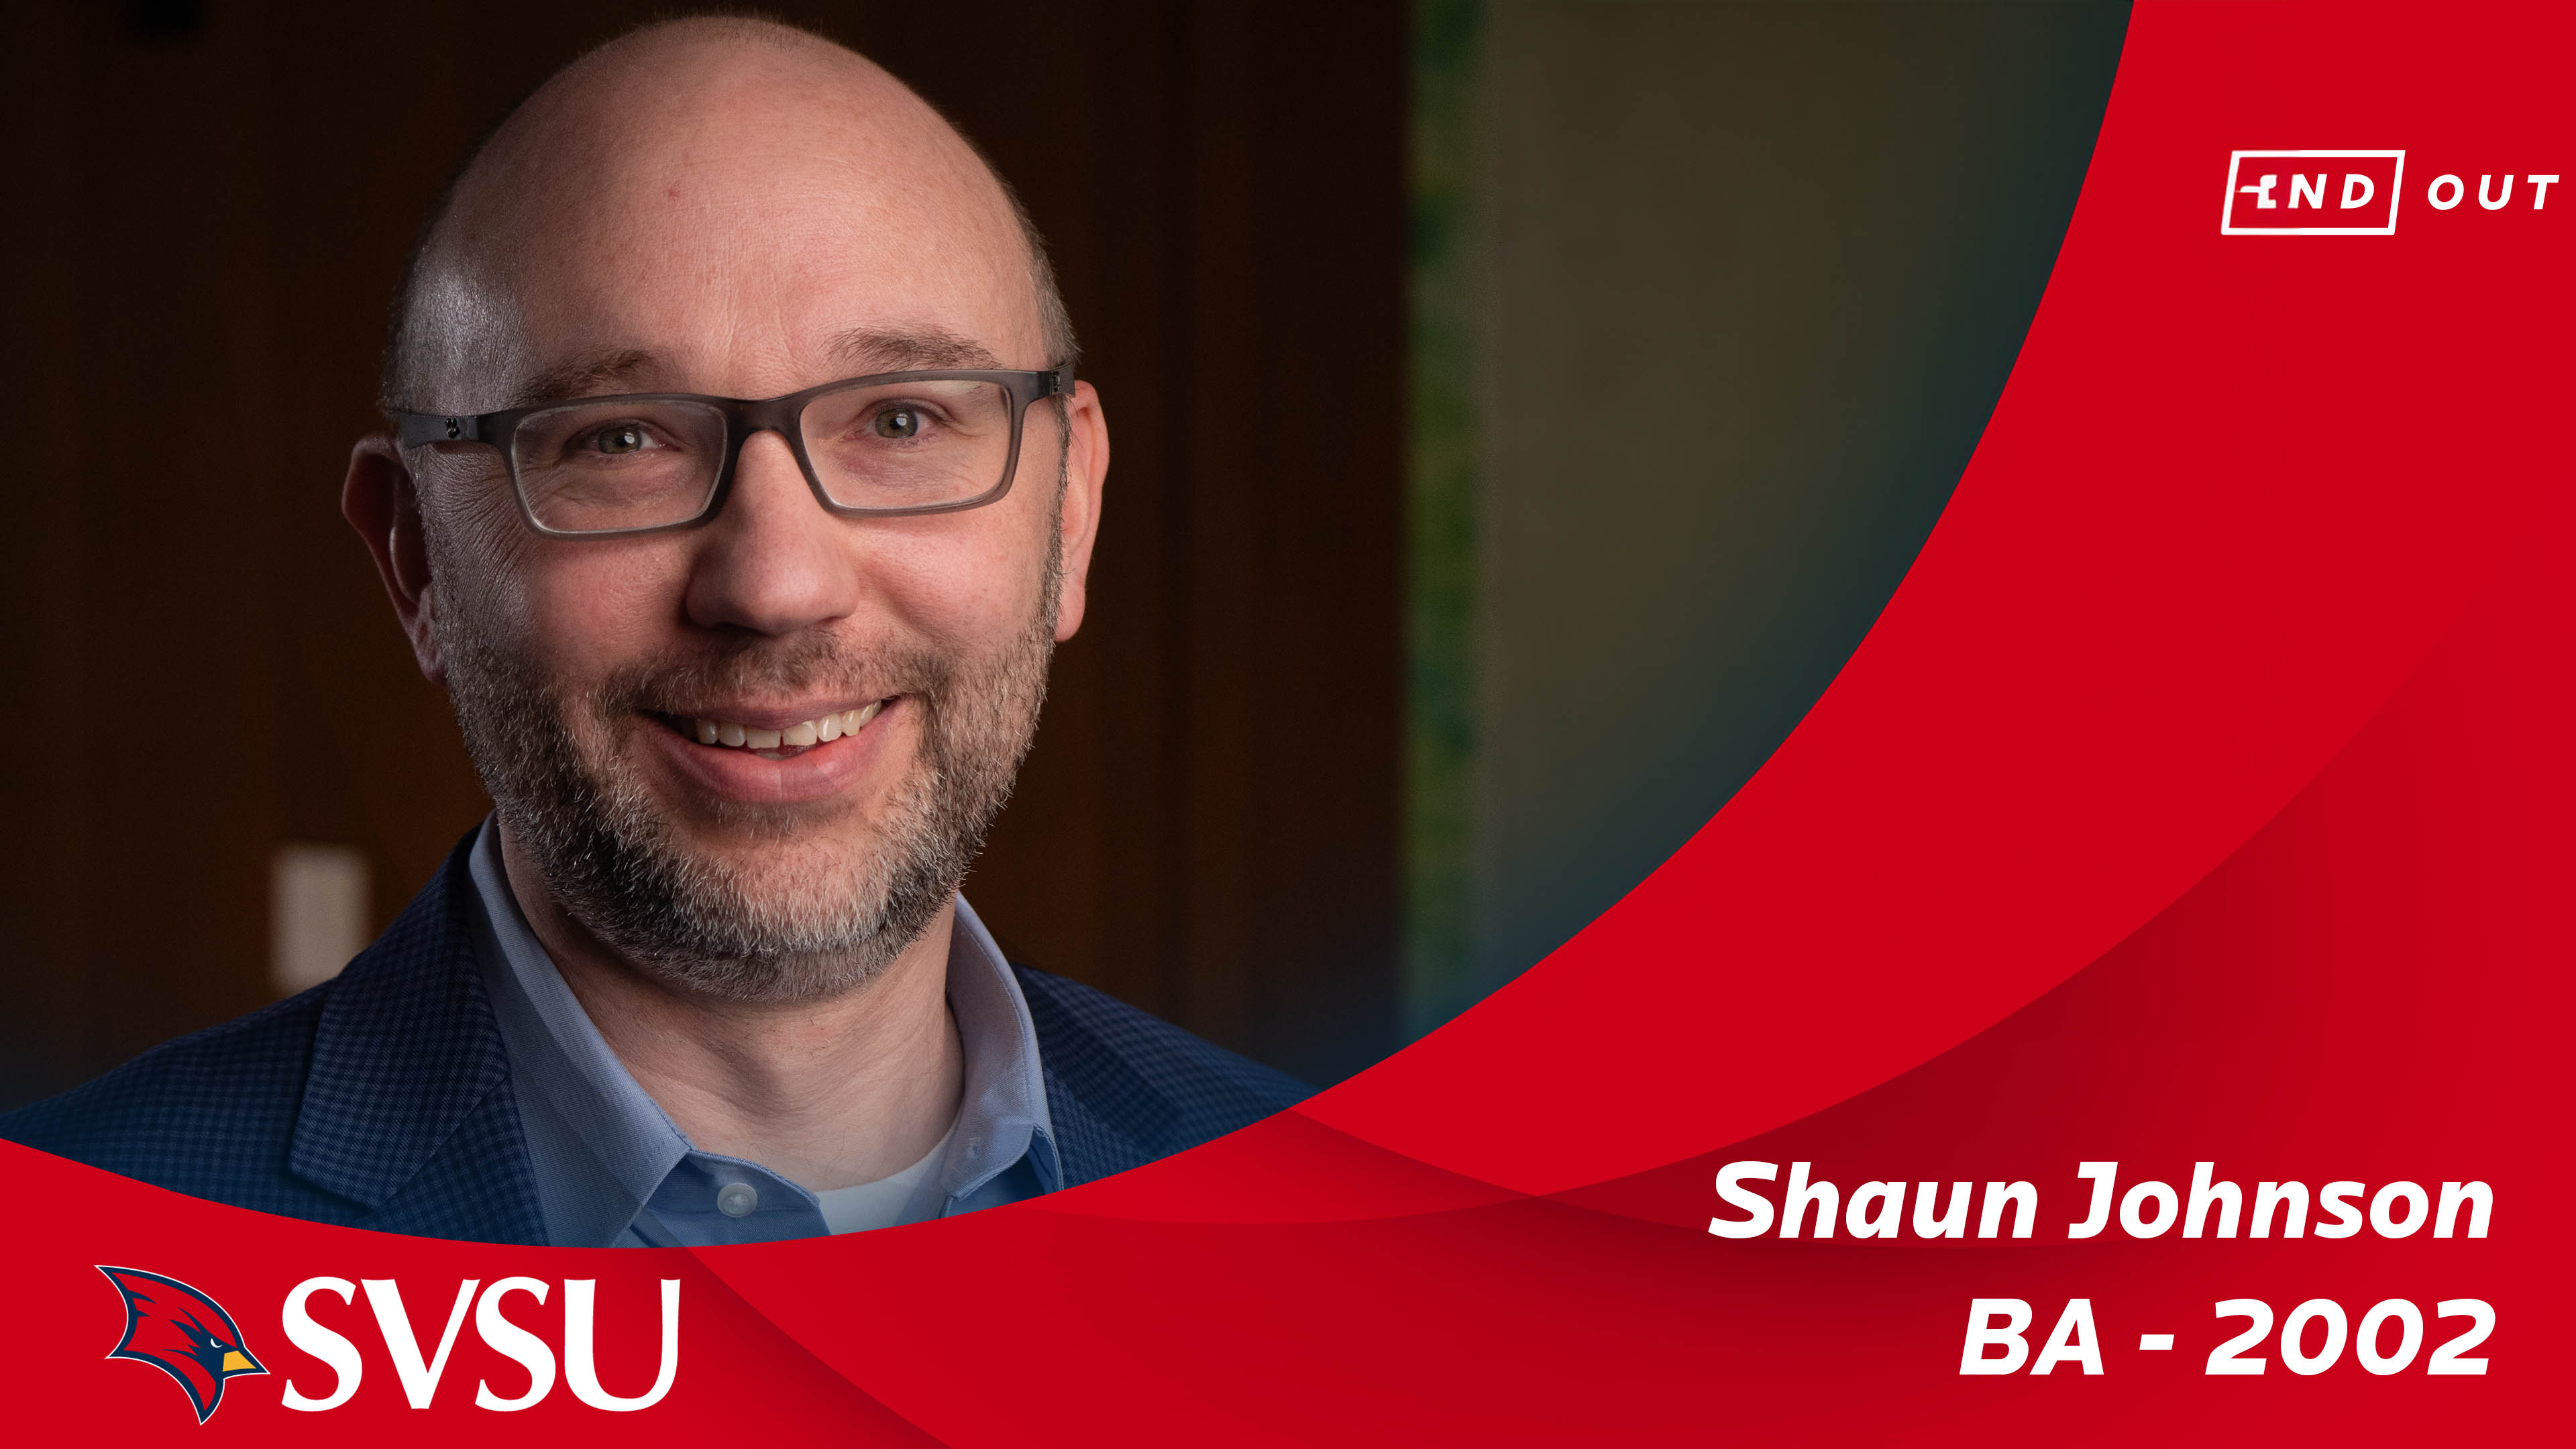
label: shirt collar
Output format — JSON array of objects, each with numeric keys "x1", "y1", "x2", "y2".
[
  {"x1": 465, "y1": 819, "x2": 1056, "y2": 1245},
  {"x1": 938, "y1": 892, "x2": 1059, "y2": 1199}
]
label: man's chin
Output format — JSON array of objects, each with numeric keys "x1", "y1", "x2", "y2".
[
  {"x1": 614, "y1": 938, "x2": 898, "y2": 1008},
  {"x1": 574, "y1": 857, "x2": 911, "y2": 990}
]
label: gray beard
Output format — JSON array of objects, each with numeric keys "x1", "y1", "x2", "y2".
[{"x1": 433, "y1": 530, "x2": 1057, "y2": 1006}]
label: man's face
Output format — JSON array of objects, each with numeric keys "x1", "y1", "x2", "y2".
[{"x1": 392, "y1": 70, "x2": 1101, "y2": 1002}]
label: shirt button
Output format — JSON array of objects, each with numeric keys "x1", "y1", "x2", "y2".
[{"x1": 716, "y1": 1182, "x2": 759, "y2": 1218}]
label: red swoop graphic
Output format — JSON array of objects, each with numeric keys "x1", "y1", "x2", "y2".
[{"x1": 0, "y1": 1, "x2": 2566, "y2": 1441}]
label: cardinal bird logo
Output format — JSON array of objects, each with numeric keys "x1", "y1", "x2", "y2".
[{"x1": 97, "y1": 1265, "x2": 268, "y2": 1424}]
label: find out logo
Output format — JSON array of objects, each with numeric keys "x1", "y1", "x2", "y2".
[
  {"x1": 2222, "y1": 149, "x2": 2561, "y2": 234},
  {"x1": 2222, "y1": 150, "x2": 2406, "y2": 233},
  {"x1": 97, "y1": 1265, "x2": 268, "y2": 1424}
]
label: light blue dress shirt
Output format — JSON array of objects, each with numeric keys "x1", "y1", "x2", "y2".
[{"x1": 464, "y1": 821, "x2": 1059, "y2": 1246}]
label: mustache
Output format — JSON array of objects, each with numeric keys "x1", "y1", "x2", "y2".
[{"x1": 586, "y1": 632, "x2": 957, "y2": 719}]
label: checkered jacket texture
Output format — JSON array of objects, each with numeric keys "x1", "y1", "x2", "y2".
[{"x1": 0, "y1": 843, "x2": 1310, "y2": 1244}]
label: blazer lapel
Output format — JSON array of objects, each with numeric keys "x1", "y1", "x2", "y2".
[
  {"x1": 288, "y1": 838, "x2": 545, "y2": 1242},
  {"x1": 1040, "y1": 1063, "x2": 1158, "y2": 1187}
]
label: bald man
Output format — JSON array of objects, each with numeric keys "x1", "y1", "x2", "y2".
[{"x1": 2, "y1": 18, "x2": 1304, "y2": 1245}]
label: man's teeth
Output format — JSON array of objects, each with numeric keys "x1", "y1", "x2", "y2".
[{"x1": 690, "y1": 701, "x2": 883, "y2": 750}]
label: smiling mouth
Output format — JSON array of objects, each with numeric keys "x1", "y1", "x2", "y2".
[{"x1": 660, "y1": 700, "x2": 888, "y2": 758}]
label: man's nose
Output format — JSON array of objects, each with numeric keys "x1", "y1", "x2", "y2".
[{"x1": 682, "y1": 429, "x2": 861, "y2": 635}]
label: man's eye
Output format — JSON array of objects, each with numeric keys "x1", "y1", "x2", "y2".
[
  {"x1": 871, "y1": 407, "x2": 924, "y2": 440},
  {"x1": 590, "y1": 424, "x2": 653, "y2": 454}
]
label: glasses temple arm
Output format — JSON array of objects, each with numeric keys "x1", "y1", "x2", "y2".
[{"x1": 392, "y1": 412, "x2": 486, "y2": 448}]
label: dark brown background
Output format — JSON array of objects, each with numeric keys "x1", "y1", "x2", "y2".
[{"x1": 0, "y1": 0, "x2": 1404, "y2": 1108}]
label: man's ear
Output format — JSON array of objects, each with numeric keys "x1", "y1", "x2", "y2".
[
  {"x1": 342, "y1": 434, "x2": 445, "y2": 684},
  {"x1": 1052, "y1": 380, "x2": 1110, "y2": 643}
]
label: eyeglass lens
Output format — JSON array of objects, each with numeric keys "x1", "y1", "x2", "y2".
[{"x1": 511, "y1": 399, "x2": 728, "y2": 533}]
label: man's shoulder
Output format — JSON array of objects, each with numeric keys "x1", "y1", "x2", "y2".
[
  {"x1": 1, "y1": 839, "x2": 544, "y2": 1242},
  {"x1": 0, "y1": 986, "x2": 333, "y2": 1205},
  {"x1": 1012, "y1": 964, "x2": 1309, "y2": 1176}
]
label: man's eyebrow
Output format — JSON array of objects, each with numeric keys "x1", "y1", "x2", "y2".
[
  {"x1": 502, "y1": 332, "x2": 1006, "y2": 411},
  {"x1": 511, "y1": 348, "x2": 669, "y2": 408},
  {"x1": 826, "y1": 327, "x2": 1006, "y2": 374}
]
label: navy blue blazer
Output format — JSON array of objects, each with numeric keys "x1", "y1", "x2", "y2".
[{"x1": 1, "y1": 843, "x2": 1307, "y2": 1244}]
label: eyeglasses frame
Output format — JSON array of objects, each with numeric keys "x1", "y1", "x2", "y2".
[{"x1": 390, "y1": 363, "x2": 1075, "y2": 539}]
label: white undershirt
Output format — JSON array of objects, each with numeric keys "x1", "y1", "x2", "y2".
[{"x1": 813, "y1": 1120, "x2": 957, "y2": 1235}]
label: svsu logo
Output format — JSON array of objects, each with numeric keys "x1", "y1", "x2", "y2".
[
  {"x1": 2222, "y1": 149, "x2": 2561, "y2": 235},
  {"x1": 101, "y1": 1267, "x2": 682, "y2": 1420},
  {"x1": 97, "y1": 1265, "x2": 269, "y2": 1424}
]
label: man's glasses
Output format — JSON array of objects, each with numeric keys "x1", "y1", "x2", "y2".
[{"x1": 392, "y1": 366, "x2": 1073, "y2": 537}]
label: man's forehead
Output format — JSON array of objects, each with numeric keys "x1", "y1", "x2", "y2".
[{"x1": 411, "y1": 25, "x2": 1041, "y2": 406}]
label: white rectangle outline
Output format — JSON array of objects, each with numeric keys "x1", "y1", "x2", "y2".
[{"x1": 2220, "y1": 150, "x2": 2406, "y2": 235}]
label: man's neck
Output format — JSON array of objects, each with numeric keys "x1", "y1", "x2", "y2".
[{"x1": 496, "y1": 827, "x2": 965, "y2": 1191}]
